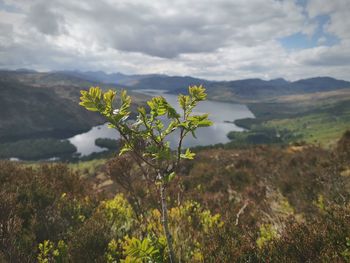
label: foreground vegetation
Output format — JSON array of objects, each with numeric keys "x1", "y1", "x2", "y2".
[{"x1": 1, "y1": 131, "x2": 350, "y2": 262}]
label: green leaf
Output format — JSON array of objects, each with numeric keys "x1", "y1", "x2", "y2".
[
  {"x1": 79, "y1": 101, "x2": 98, "y2": 111},
  {"x1": 119, "y1": 144, "x2": 132, "y2": 156},
  {"x1": 120, "y1": 90, "x2": 131, "y2": 112},
  {"x1": 147, "y1": 96, "x2": 168, "y2": 116},
  {"x1": 198, "y1": 119, "x2": 213, "y2": 127},
  {"x1": 79, "y1": 87, "x2": 106, "y2": 112},
  {"x1": 166, "y1": 104, "x2": 180, "y2": 119},
  {"x1": 155, "y1": 119, "x2": 164, "y2": 130},
  {"x1": 191, "y1": 130, "x2": 197, "y2": 138},
  {"x1": 164, "y1": 172, "x2": 176, "y2": 182},
  {"x1": 178, "y1": 94, "x2": 190, "y2": 110},
  {"x1": 180, "y1": 148, "x2": 196, "y2": 160},
  {"x1": 103, "y1": 90, "x2": 116, "y2": 105},
  {"x1": 137, "y1": 106, "x2": 146, "y2": 116},
  {"x1": 164, "y1": 120, "x2": 179, "y2": 136},
  {"x1": 189, "y1": 85, "x2": 207, "y2": 101},
  {"x1": 108, "y1": 123, "x2": 116, "y2": 129}
]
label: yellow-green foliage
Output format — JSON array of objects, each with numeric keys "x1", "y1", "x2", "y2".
[
  {"x1": 279, "y1": 199, "x2": 294, "y2": 214},
  {"x1": 257, "y1": 224, "x2": 278, "y2": 249},
  {"x1": 314, "y1": 194, "x2": 326, "y2": 211},
  {"x1": 103, "y1": 199, "x2": 223, "y2": 262},
  {"x1": 37, "y1": 240, "x2": 55, "y2": 263},
  {"x1": 170, "y1": 201, "x2": 223, "y2": 262},
  {"x1": 105, "y1": 235, "x2": 166, "y2": 263},
  {"x1": 105, "y1": 239, "x2": 121, "y2": 263},
  {"x1": 169, "y1": 201, "x2": 223, "y2": 233},
  {"x1": 145, "y1": 200, "x2": 223, "y2": 262},
  {"x1": 99, "y1": 194, "x2": 134, "y2": 236},
  {"x1": 341, "y1": 237, "x2": 350, "y2": 261},
  {"x1": 37, "y1": 240, "x2": 68, "y2": 263},
  {"x1": 121, "y1": 236, "x2": 166, "y2": 263}
]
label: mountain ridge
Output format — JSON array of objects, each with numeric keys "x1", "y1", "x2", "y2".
[{"x1": 55, "y1": 70, "x2": 350, "y2": 99}]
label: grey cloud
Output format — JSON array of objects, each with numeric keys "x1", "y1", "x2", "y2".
[
  {"x1": 0, "y1": 22, "x2": 14, "y2": 45},
  {"x1": 302, "y1": 49, "x2": 350, "y2": 67},
  {"x1": 0, "y1": 0, "x2": 349, "y2": 81},
  {"x1": 40, "y1": 0, "x2": 306, "y2": 58},
  {"x1": 26, "y1": 1, "x2": 64, "y2": 35}
]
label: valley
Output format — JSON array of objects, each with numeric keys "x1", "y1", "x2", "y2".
[{"x1": 1, "y1": 69, "x2": 350, "y2": 160}]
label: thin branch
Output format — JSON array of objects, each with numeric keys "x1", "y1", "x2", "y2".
[
  {"x1": 235, "y1": 201, "x2": 249, "y2": 226},
  {"x1": 117, "y1": 126, "x2": 158, "y2": 170}
]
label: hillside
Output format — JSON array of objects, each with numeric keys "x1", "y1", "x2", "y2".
[
  {"x1": 205, "y1": 77, "x2": 350, "y2": 102},
  {"x1": 224, "y1": 88, "x2": 350, "y2": 147},
  {"x1": 0, "y1": 71, "x2": 148, "y2": 142},
  {"x1": 1, "y1": 132, "x2": 349, "y2": 262}
]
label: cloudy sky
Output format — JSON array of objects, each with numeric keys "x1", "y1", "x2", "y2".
[{"x1": 0, "y1": 0, "x2": 349, "y2": 80}]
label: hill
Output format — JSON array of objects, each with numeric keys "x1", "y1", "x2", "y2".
[
  {"x1": 0, "y1": 70, "x2": 147, "y2": 142},
  {"x1": 205, "y1": 77, "x2": 350, "y2": 102}
]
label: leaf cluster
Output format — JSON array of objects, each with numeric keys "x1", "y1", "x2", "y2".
[{"x1": 80, "y1": 85, "x2": 212, "y2": 183}]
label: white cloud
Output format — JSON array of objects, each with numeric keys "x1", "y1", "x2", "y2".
[
  {"x1": 0, "y1": 0, "x2": 349, "y2": 81},
  {"x1": 307, "y1": 0, "x2": 350, "y2": 41}
]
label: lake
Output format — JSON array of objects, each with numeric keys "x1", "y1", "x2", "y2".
[{"x1": 69, "y1": 90, "x2": 255, "y2": 156}]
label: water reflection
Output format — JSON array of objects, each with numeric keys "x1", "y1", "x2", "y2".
[{"x1": 69, "y1": 124, "x2": 120, "y2": 155}]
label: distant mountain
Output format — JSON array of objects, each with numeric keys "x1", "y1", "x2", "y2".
[
  {"x1": 128, "y1": 75, "x2": 212, "y2": 91},
  {"x1": 58, "y1": 70, "x2": 164, "y2": 86},
  {"x1": 54, "y1": 70, "x2": 212, "y2": 91},
  {"x1": 15, "y1": 68, "x2": 37, "y2": 73},
  {"x1": 3, "y1": 69, "x2": 350, "y2": 108},
  {"x1": 291, "y1": 77, "x2": 350, "y2": 93},
  {"x1": 50, "y1": 70, "x2": 350, "y2": 101},
  {"x1": 204, "y1": 77, "x2": 350, "y2": 101},
  {"x1": 0, "y1": 70, "x2": 97, "y2": 88},
  {"x1": 206, "y1": 78, "x2": 290, "y2": 99}
]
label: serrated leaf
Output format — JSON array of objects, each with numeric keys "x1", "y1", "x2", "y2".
[
  {"x1": 79, "y1": 101, "x2": 98, "y2": 111},
  {"x1": 178, "y1": 94, "x2": 189, "y2": 110},
  {"x1": 189, "y1": 85, "x2": 207, "y2": 101},
  {"x1": 180, "y1": 148, "x2": 196, "y2": 160}
]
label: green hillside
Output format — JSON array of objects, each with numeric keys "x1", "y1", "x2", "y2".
[
  {"x1": 226, "y1": 89, "x2": 350, "y2": 147},
  {"x1": 0, "y1": 71, "x2": 148, "y2": 142}
]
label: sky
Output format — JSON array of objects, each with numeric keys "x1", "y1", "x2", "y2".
[{"x1": 0, "y1": 0, "x2": 349, "y2": 81}]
